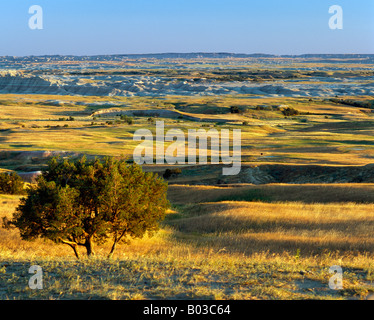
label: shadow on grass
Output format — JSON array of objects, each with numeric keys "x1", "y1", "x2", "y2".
[
  {"x1": 166, "y1": 227, "x2": 374, "y2": 258},
  {"x1": 214, "y1": 189, "x2": 271, "y2": 202},
  {"x1": 9, "y1": 144, "x2": 33, "y2": 148},
  {"x1": 164, "y1": 201, "x2": 374, "y2": 258},
  {"x1": 167, "y1": 184, "x2": 374, "y2": 205}
]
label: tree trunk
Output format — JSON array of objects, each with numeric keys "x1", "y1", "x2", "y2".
[
  {"x1": 107, "y1": 241, "x2": 117, "y2": 259},
  {"x1": 70, "y1": 243, "x2": 80, "y2": 260},
  {"x1": 108, "y1": 231, "x2": 127, "y2": 259},
  {"x1": 84, "y1": 237, "x2": 95, "y2": 257}
]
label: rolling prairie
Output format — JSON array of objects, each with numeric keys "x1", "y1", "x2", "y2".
[{"x1": 0, "y1": 55, "x2": 373, "y2": 300}]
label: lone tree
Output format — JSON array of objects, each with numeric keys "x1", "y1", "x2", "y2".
[{"x1": 12, "y1": 156, "x2": 169, "y2": 259}]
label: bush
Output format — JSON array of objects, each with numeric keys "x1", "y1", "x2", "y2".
[
  {"x1": 126, "y1": 117, "x2": 133, "y2": 125},
  {"x1": 120, "y1": 115, "x2": 134, "y2": 124},
  {"x1": 0, "y1": 172, "x2": 25, "y2": 195},
  {"x1": 281, "y1": 107, "x2": 299, "y2": 116},
  {"x1": 230, "y1": 106, "x2": 241, "y2": 114},
  {"x1": 255, "y1": 105, "x2": 273, "y2": 111}
]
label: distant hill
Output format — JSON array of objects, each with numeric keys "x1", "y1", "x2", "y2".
[{"x1": 1, "y1": 53, "x2": 374, "y2": 62}]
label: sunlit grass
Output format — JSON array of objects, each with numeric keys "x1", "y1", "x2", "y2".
[
  {"x1": 0, "y1": 191, "x2": 373, "y2": 300},
  {"x1": 0, "y1": 92, "x2": 374, "y2": 299},
  {"x1": 0, "y1": 94, "x2": 374, "y2": 166}
]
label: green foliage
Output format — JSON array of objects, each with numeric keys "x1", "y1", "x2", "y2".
[
  {"x1": 255, "y1": 105, "x2": 273, "y2": 111},
  {"x1": 58, "y1": 116, "x2": 75, "y2": 121},
  {"x1": 120, "y1": 114, "x2": 134, "y2": 124},
  {"x1": 230, "y1": 106, "x2": 241, "y2": 114},
  {"x1": 12, "y1": 156, "x2": 169, "y2": 258},
  {"x1": 0, "y1": 172, "x2": 25, "y2": 195},
  {"x1": 281, "y1": 107, "x2": 300, "y2": 116}
]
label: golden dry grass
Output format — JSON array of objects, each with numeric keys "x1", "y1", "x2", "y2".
[
  {"x1": 169, "y1": 201, "x2": 374, "y2": 256},
  {"x1": 0, "y1": 91, "x2": 374, "y2": 299},
  {"x1": 1, "y1": 94, "x2": 374, "y2": 166},
  {"x1": 0, "y1": 189, "x2": 373, "y2": 300}
]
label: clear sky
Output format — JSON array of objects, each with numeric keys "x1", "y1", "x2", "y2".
[{"x1": 0, "y1": 0, "x2": 373, "y2": 56}]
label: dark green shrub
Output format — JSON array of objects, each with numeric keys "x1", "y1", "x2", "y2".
[
  {"x1": 281, "y1": 107, "x2": 299, "y2": 116},
  {"x1": 0, "y1": 172, "x2": 25, "y2": 195}
]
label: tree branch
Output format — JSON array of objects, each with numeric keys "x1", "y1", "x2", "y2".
[{"x1": 59, "y1": 238, "x2": 80, "y2": 259}]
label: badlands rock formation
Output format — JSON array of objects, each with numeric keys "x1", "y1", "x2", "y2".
[
  {"x1": 1, "y1": 71, "x2": 373, "y2": 98},
  {"x1": 0, "y1": 54, "x2": 373, "y2": 98}
]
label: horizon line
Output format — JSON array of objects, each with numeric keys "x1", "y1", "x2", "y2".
[{"x1": 2, "y1": 52, "x2": 374, "y2": 58}]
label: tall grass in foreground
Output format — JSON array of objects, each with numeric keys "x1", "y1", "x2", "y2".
[
  {"x1": 168, "y1": 201, "x2": 374, "y2": 256},
  {"x1": 0, "y1": 194, "x2": 373, "y2": 300}
]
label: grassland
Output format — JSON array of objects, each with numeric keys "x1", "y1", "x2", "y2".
[
  {"x1": 0, "y1": 64, "x2": 373, "y2": 300},
  {"x1": 0, "y1": 93, "x2": 374, "y2": 172},
  {"x1": 0, "y1": 184, "x2": 374, "y2": 300}
]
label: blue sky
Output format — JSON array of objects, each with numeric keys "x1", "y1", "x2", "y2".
[{"x1": 0, "y1": 0, "x2": 373, "y2": 56}]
